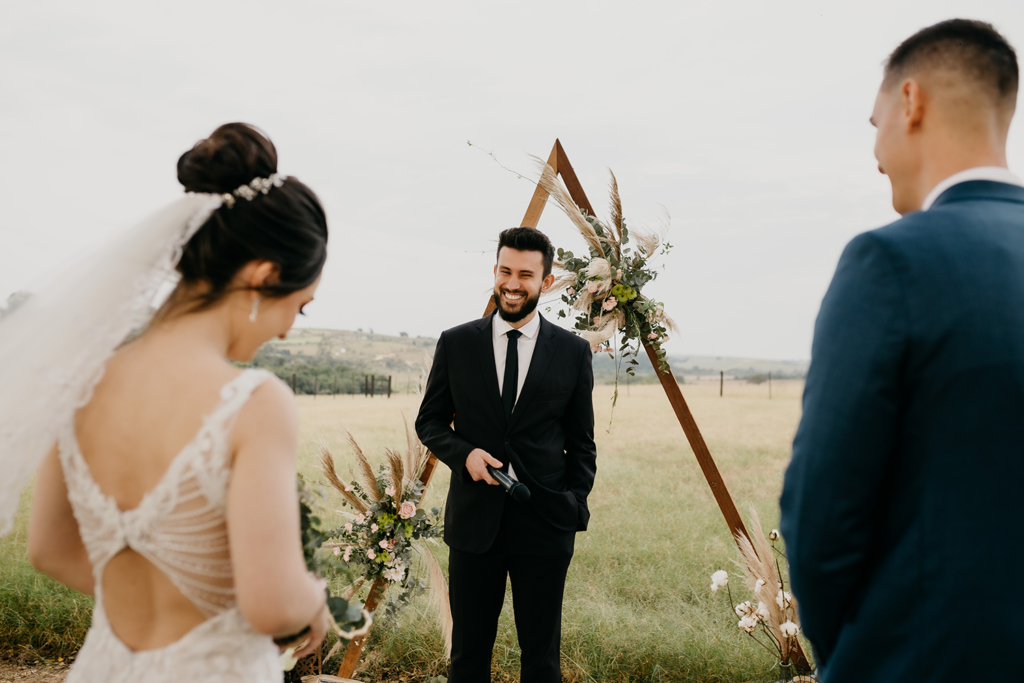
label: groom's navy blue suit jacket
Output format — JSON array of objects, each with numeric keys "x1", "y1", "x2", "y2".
[
  {"x1": 781, "y1": 181, "x2": 1024, "y2": 682},
  {"x1": 416, "y1": 312, "x2": 597, "y2": 554}
]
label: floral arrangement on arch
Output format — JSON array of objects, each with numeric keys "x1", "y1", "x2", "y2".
[
  {"x1": 709, "y1": 509, "x2": 809, "y2": 679},
  {"x1": 317, "y1": 421, "x2": 448, "y2": 635},
  {"x1": 536, "y1": 160, "x2": 678, "y2": 383}
]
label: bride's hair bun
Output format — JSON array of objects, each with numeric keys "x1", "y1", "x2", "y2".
[
  {"x1": 161, "y1": 123, "x2": 328, "y2": 319},
  {"x1": 177, "y1": 123, "x2": 278, "y2": 194}
]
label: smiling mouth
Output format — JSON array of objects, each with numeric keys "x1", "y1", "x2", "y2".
[{"x1": 502, "y1": 290, "x2": 526, "y2": 304}]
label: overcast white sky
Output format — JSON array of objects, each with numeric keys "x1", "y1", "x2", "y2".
[{"x1": 2, "y1": 1, "x2": 1023, "y2": 360}]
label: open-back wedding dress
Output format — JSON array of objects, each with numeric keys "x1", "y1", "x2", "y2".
[{"x1": 59, "y1": 368, "x2": 282, "y2": 682}]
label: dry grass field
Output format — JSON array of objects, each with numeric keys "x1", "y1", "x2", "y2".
[{"x1": 0, "y1": 377, "x2": 811, "y2": 682}]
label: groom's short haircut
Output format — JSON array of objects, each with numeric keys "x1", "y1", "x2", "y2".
[
  {"x1": 498, "y1": 227, "x2": 555, "y2": 277},
  {"x1": 884, "y1": 19, "x2": 1018, "y2": 106}
]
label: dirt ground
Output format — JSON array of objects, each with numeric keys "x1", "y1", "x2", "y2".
[{"x1": 0, "y1": 661, "x2": 68, "y2": 683}]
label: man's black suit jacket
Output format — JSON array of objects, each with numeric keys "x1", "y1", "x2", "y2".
[{"x1": 415, "y1": 312, "x2": 597, "y2": 554}]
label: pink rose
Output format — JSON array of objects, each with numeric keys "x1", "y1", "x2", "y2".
[
  {"x1": 593, "y1": 316, "x2": 601, "y2": 323},
  {"x1": 333, "y1": 547, "x2": 341, "y2": 556},
  {"x1": 379, "y1": 539, "x2": 389, "y2": 549},
  {"x1": 343, "y1": 547, "x2": 352, "y2": 562},
  {"x1": 587, "y1": 282, "x2": 599, "y2": 293},
  {"x1": 344, "y1": 523, "x2": 353, "y2": 532},
  {"x1": 602, "y1": 297, "x2": 617, "y2": 311},
  {"x1": 648, "y1": 332, "x2": 658, "y2": 340},
  {"x1": 399, "y1": 501, "x2": 417, "y2": 519},
  {"x1": 367, "y1": 549, "x2": 376, "y2": 560},
  {"x1": 566, "y1": 287, "x2": 575, "y2": 296},
  {"x1": 344, "y1": 483, "x2": 353, "y2": 492},
  {"x1": 605, "y1": 347, "x2": 613, "y2": 354},
  {"x1": 385, "y1": 486, "x2": 396, "y2": 497},
  {"x1": 371, "y1": 523, "x2": 379, "y2": 532},
  {"x1": 591, "y1": 345, "x2": 600, "y2": 353},
  {"x1": 616, "y1": 268, "x2": 623, "y2": 278},
  {"x1": 355, "y1": 514, "x2": 365, "y2": 524}
]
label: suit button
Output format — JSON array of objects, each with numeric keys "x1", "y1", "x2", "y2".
[{"x1": 504, "y1": 439, "x2": 510, "y2": 445}]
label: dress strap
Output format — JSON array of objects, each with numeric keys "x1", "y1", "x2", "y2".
[{"x1": 207, "y1": 369, "x2": 277, "y2": 429}]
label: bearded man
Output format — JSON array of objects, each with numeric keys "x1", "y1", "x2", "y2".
[
  {"x1": 416, "y1": 227, "x2": 597, "y2": 683},
  {"x1": 780, "y1": 19, "x2": 1023, "y2": 682}
]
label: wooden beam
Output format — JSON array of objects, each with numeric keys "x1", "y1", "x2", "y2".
[
  {"x1": 554, "y1": 139, "x2": 596, "y2": 217},
  {"x1": 335, "y1": 577, "x2": 388, "y2": 679},
  {"x1": 643, "y1": 343, "x2": 749, "y2": 541},
  {"x1": 520, "y1": 141, "x2": 559, "y2": 228}
]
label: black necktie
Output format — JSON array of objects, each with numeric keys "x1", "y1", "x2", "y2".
[{"x1": 502, "y1": 330, "x2": 522, "y2": 421}]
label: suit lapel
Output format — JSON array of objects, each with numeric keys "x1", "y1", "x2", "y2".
[
  {"x1": 475, "y1": 313, "x2": 506, "y2": 430},
  {"x1": 508, "y1": 315, "x2": 556, "y2": 431}
]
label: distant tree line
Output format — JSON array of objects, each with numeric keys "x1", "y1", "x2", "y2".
[{"x1": 245, "y1": 345, "x2": 369, "y2": 395}]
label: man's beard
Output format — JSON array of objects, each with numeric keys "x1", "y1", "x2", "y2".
[{"x1": 493, "y1": 287, "x2": 540, "y2": 323}]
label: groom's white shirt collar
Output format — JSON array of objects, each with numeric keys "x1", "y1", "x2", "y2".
[
  {"x1": 492, "y1": 310, "x2": 541, "y2": 340},
  {"x1": 921, "y1": 166, "x2": 1024, "y2": 210}
]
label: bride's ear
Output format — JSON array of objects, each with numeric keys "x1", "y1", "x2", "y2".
[{"x1": 240, "y1": 260, "x2": 281, "y2": 290}]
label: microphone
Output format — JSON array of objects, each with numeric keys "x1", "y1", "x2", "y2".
[{"x1": 487, "y1": 465, "x2": 531, "y2": 503}]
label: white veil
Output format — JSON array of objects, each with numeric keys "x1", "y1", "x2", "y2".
[{"x1": 0, "y1": 193, "x2": 223, "y2": 536}]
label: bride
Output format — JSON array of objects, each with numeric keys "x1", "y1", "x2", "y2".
[{"x1": 4, "y1": 123, "x2": 332, "y2": 681}]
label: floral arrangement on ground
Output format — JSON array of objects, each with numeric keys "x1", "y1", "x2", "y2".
[
  {"x1": 317, "y1": 420, "x2": 449, "y2": 640},
  {"x1": 708, "y1": 509, "x2": 812, "y2": 681}
]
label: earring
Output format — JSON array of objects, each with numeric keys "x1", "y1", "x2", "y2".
[{"x1": 249, "y1": 297, "x2": 260, "y2": 323}]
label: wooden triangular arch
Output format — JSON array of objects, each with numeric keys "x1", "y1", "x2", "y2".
[{"x1": 498, "y1": 139, "x2": 813, "y2": 673}]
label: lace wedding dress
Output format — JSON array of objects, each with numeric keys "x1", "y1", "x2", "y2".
[{"x1": 58, "y1": 369, "x2": 283, "y2": 683}]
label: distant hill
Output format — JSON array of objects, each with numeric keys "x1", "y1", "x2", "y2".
[{"x1": 265, "y1": 328, "x2": 806, "y2": 390}]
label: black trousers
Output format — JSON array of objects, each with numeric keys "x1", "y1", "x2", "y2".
[{"x1": 447, "y1": 495, "x2": 576, "y2": 683}]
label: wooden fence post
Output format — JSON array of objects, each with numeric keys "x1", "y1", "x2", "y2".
[
  {"x1": 292, "y1": 373, "x2": 297, "y2": 395},
  {"x1": 387, "y1": 376, "x2": 392, "y2": 399},
  {"x1": 769, "y1": 372, "x2": 772, "y2": 399},
  {"x1": 371, "y1": 375, "x2": 375, "y2": 397},
  {"x1": 719, "y1": 371, "x2": 723, "y2": 397}
]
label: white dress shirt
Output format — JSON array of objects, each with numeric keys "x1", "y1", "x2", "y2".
[
  {"x1": 921, "y1": 166, "x2": 1024, "y2": 210},
  {"x1": 492, "y1": 311, "x2": 542, "y2": 480}
]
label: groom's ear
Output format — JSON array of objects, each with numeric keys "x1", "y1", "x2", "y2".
[
  {"x1": 901, "y1": 79, "x2": 926, "y2": 131},
  {"x1": 541, "y1": 272, "x2": 556, "y2": 292}
]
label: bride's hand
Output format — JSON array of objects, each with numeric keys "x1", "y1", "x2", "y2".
[{"x1": 291, "y1": 602, "x2": 331, "y2": 660}]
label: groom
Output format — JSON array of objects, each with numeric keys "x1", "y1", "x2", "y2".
[
  {"x1": 780, "y1": 20, "x2": 1023, "y2": 682},
  {"x1": 416, "y1": 227, "x2": 597, "y2": 683}
]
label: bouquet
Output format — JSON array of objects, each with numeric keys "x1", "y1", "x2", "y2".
[{"x1": 278, "y1": 476, "x2": 372, "y2": 672}]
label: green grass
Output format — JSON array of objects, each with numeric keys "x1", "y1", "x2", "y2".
[
  {"x1": 1, "y1": 379, "x2": 811, "y2": 681},
  {"x1": 0, "y1": 489, "x2": 93, "y2": 662}
]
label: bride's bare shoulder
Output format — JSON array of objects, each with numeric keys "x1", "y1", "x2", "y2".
[{"x1": 232, "y1": 373, "x2": 298, "y2": 449}]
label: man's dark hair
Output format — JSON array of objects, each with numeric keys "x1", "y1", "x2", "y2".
[
  {"x1": 497, "y1": 227, "x2": 555, "y2": 277},
  {"x1": 884, "y1": 19, "x2": 1018, "y2": 103}
]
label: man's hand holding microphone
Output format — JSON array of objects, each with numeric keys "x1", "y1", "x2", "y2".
[{"x1": 466, "y1": 448, "x2": 530, "y2": 502}]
